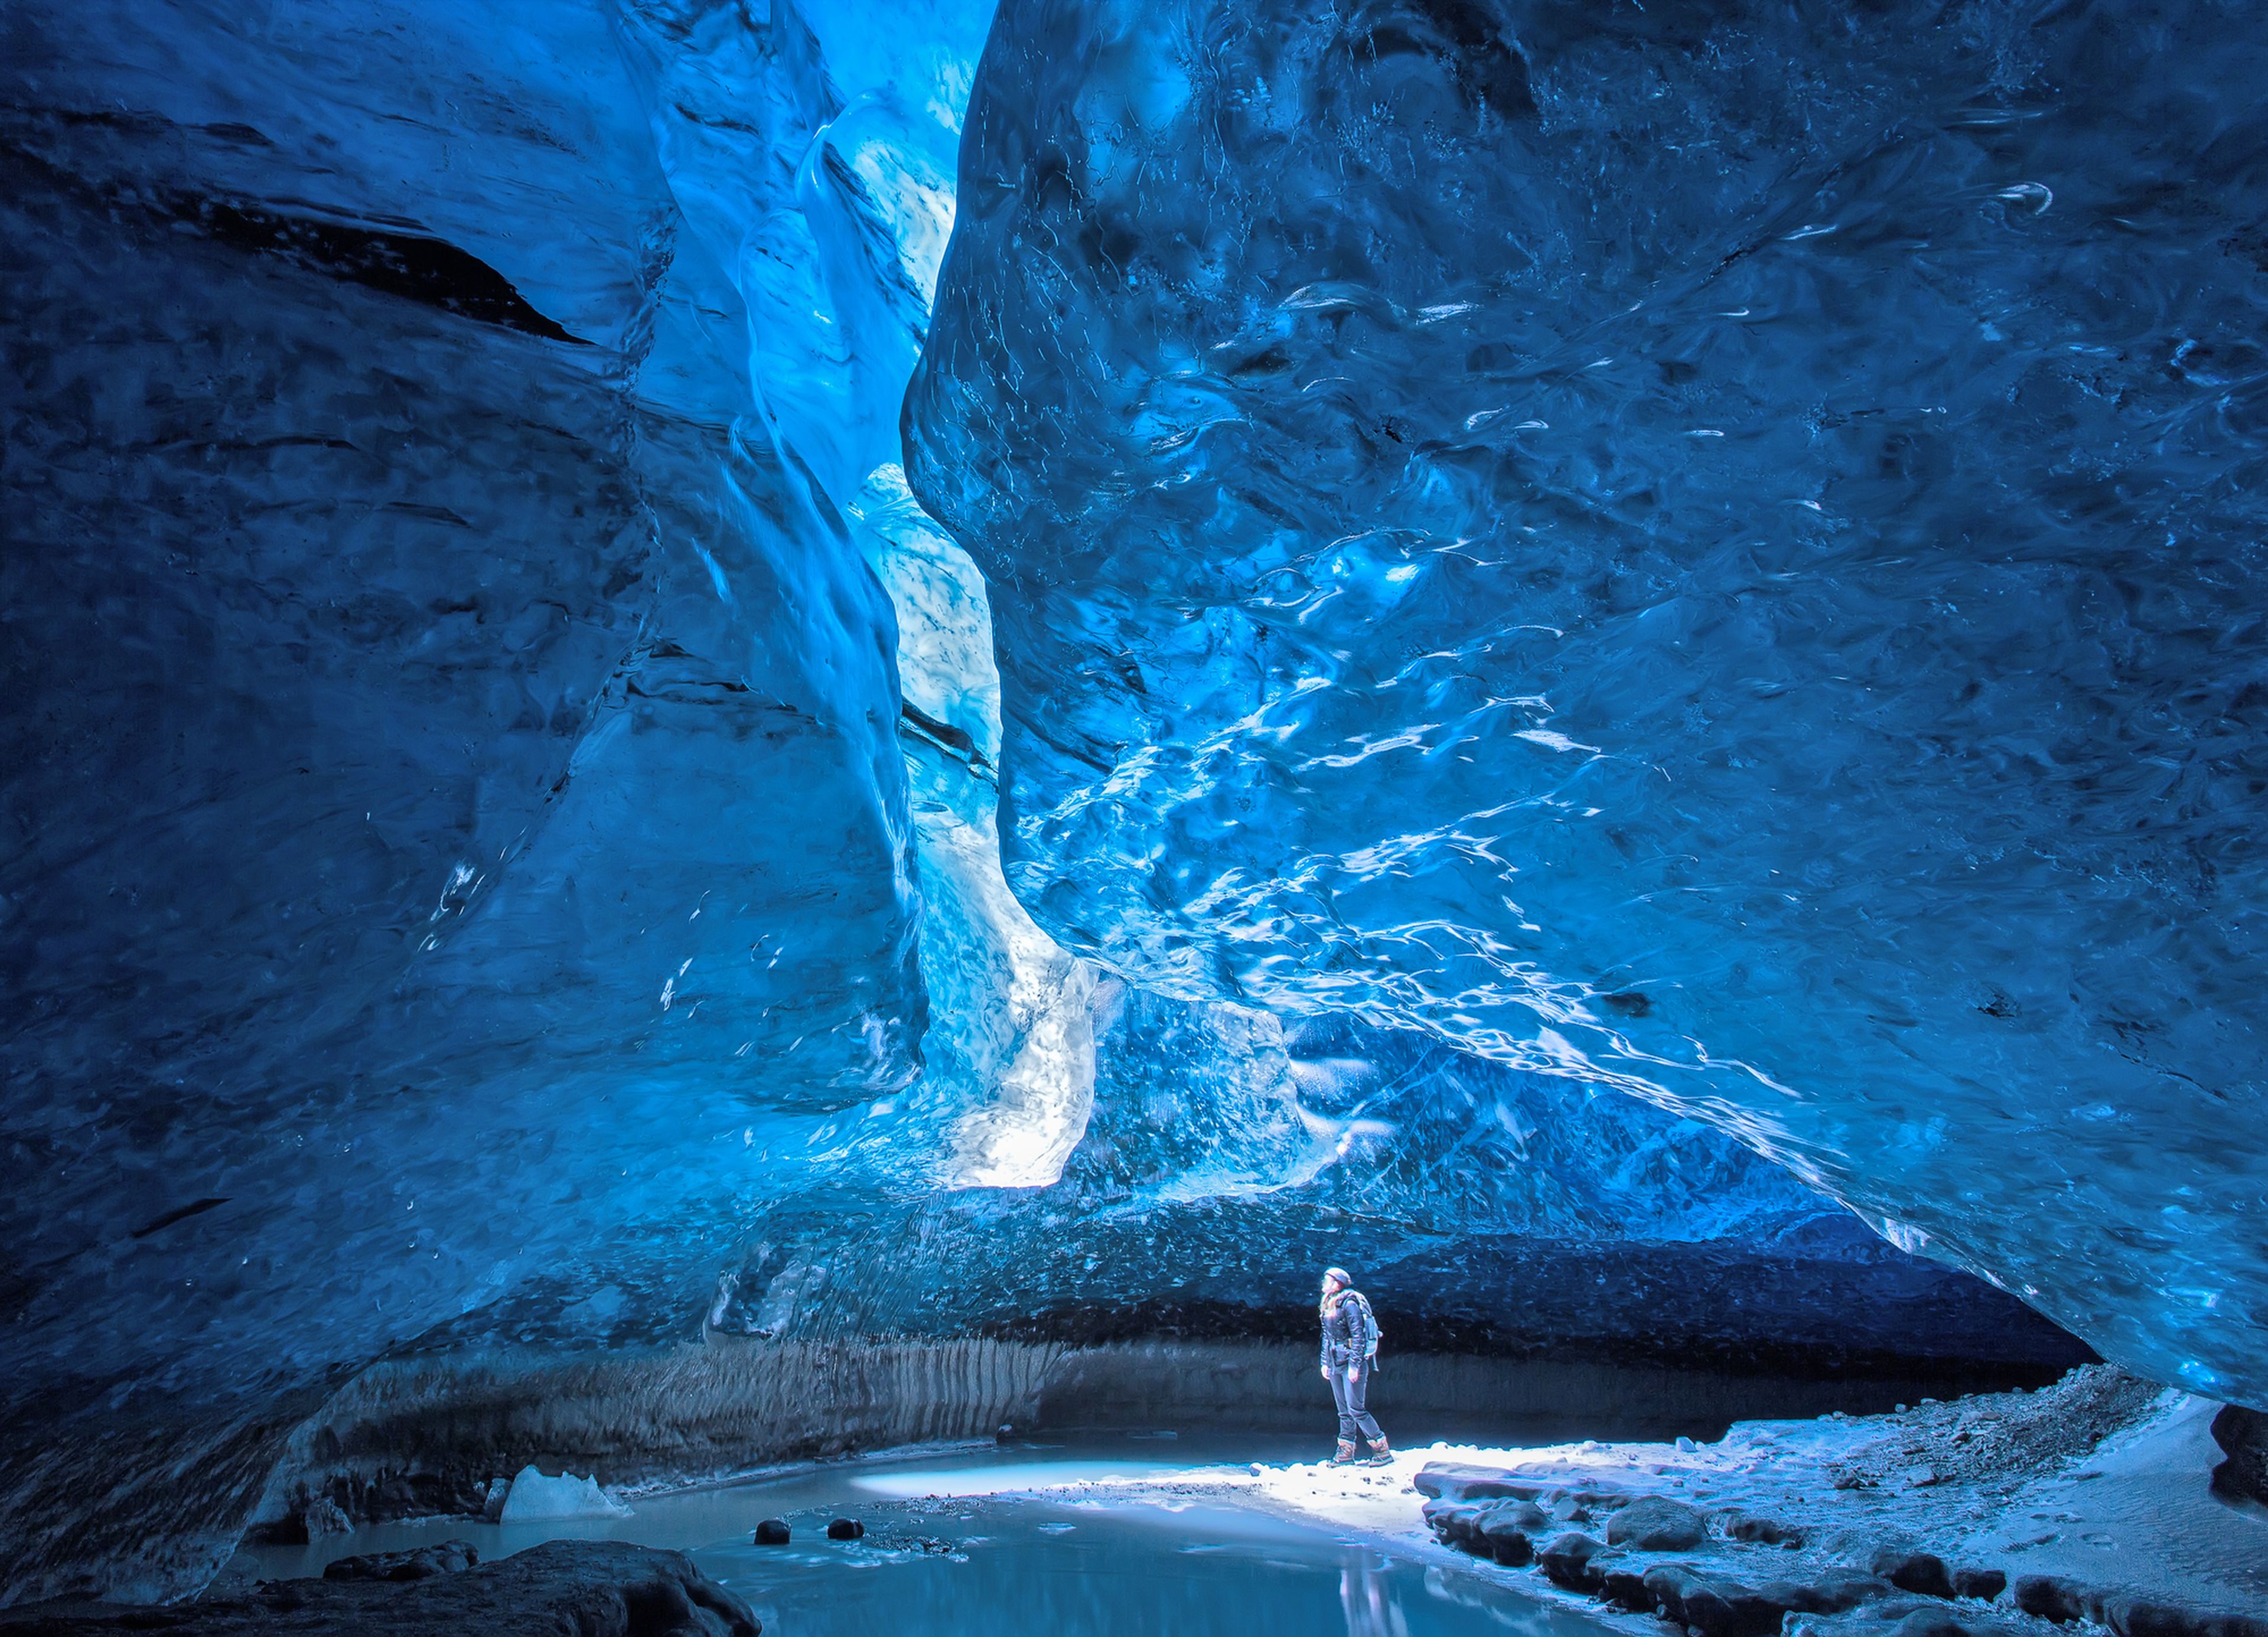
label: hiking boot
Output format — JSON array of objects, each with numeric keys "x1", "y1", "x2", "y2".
[
  {"x1": 1332, "y1": 1439, "x2": 1359, "y2": 1465},
  {"x1": 1365, "y1": 1437, "x2": 1393, "y2": 1466}
]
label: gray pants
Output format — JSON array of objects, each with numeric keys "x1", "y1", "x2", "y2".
[{"x1": 1328, "y1": 1358, "x2": 1383, "y2": 1443}]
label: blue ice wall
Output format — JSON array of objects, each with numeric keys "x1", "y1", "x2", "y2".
[
  {"x1": 0, "y1": 0, "x2": 2217, "y2": 1598},
  {"x1": 0, "y1": 0, "x2": 1007, "y2": 1425},
  {"x1": 488, "y1": 992, "x2": 2090, "y2": 1386},
  {"x1": 907, "y1": 0, "x2": 2268, "y2": 1401}
]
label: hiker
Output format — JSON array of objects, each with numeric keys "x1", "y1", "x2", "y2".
[{"x1": 1319, "y1": 1266, "x2": 1391, "y2": 1465}]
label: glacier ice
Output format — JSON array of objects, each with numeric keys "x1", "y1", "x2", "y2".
[
  {"x1": 0, "y1": 0, "x2": 2257, "y2": 1606},
  {"x1": 905, "y1": 0, "x2": 2268, "y2": 1400},
  {"x1": 498, "y1": 1466, "x2": 631, "y2": 1524}
]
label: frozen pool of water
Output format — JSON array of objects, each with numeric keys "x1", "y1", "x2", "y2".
[{"x1": 238, "y1": 1439, "x2": 1617, "y2": 1637}]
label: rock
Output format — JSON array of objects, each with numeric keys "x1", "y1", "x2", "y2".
[
  {"x1": 1412, "y1": 1463, "x2": 1634, "y2": 1511},
  {"x1": 1606, "y1": 1495, "x2": 1709, "y2": 1551},
  {"x1": 2013, "y1": 1574, "x2": 2096, "y2": 1623},
  {"x1": 2098, "y1": 1592, "x2": 2268, "y2": 1637},
  {"x1": 1422, "y1": 1498, "x2": 1474, "y2": 1544},
  {"x1": 1599, "y1": 1564, "x2": 1656, "y2": 1613},
  {"x1": 1783, "y1": 1573, "x2": 1896, "y2": 1615},
  {"x1": 1413, "y1": 1463, "x2": 1534, "y2": 1502},
  {"x1": 1477, "y1": 1524, "x2": 1532, "y2": 1568},
  {"x1": 1996, "y1": 1586, "x2": 2268, "y2": 1637},
  {"x1": 0, "y1": 1541, "x2": 758, "y2": 1636},
  {"x1": 1536, "y1": 1532, "x2": 1610, "y2": 1592},
  {"x1": 2209, "y1": 1404, "x2": 2268, "y2": 1505},
  {"x1": 322, "y1": 1541, "x2": 478, "y2": 1582},
  {"x1": 1468, "y1": 1503, "x2": 1537, "y2": 1566},
  {"x1": 1953, "y1": 1567, "x2": 2007, "y2": 1602},
  {"x1": 1500, "y1": 1500, "x2": 1552, "y2": 1530},
  {"x1": 1429, "y1": 1498, "x2": 1536, "y2": 1566},
  {"x1": 1638, "y1": 1564, "x2": 1708, "y2": 1623},
  {"x1": 752, "y1": 1519, "x2": 790, "y2": 1545},
  {"x1": 825, "y1": 1518, "x2": 864, "y2": 1541},
  {"x1": 1722, "y1": 1511, "x2": 1804, "y2": 1547},
  {"x1": 1697, "y1": 1581, "x2": 1795, "y2": 1637},
  {"x1": 1893, "y1": 1609, "x2": 2013, "y2": 1637},
  {"x1": 1870, "y1": 1548, "x2": 1956, "y2": 1599},
  {"x1": 1639, "y1": 1572, "x2": 1790, "y2": 1637}
]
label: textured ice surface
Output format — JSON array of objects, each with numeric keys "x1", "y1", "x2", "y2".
[
  {"x1": 907, "y1": 0, "x2": 2268, "y2": 1399},
  {"x1": 0, "y1": 0, "x2": 983, "y2": 1421},
  {"x1": 0, "y1": 0, "x2": 2245, "y2": 1600}
]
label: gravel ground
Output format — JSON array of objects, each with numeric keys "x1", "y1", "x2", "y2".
[
  {"x1": 1818, "y1": 1367, "x2": 2167, "y2": 1493},
  {"x1": 1019, "y1": 1365, "x2": 2267, "y2": 1632}
]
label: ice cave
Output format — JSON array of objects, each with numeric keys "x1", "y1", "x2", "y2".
[{"x1": 2, "y1": 0, "x2": 2266, "y2": 1631}]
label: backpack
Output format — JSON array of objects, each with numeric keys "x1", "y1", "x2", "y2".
[{"x1": 1348, "y1": 1290, "x2": 1383, "y2": 1362}]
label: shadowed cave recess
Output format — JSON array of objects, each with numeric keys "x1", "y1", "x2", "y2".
[{"x1": 4, "y1": 0, "x2": 2266, "y2": 1609}]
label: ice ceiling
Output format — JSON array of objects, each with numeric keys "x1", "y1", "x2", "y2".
[{"x1": 3, "y1": 0, "x2": 2266, "y2": 1560}]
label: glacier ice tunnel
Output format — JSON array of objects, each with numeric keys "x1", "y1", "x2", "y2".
[{"x1": 4, "y1": 0, "x2": 2267, "y2": 1614}]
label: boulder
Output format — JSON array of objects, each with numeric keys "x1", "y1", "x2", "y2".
[
  {"x1": 1413, "y1": 1463, "x2": 1536, "y2": 1503},
  {"x1": 1606, "y1": 1496, "x2": 1709, "y2": 1551},
  {"x1": 1474, "y1": 1517, "x2": 1533, "y2": 1568},
  {"x1": 1953, "y1": 1567, "x2": 2008, "y2": 1602},
  {"x1": 1497, "y1": 1500, "x2": 1552, "y2": 1531},
  {"x1": 2013, "y1": 1574, "x2": 2096, "y2": 1623},
  {"x1": 2097, "y1": 1593, "x2": 2268, "y2": 1637},
  {"x1": 1412, "y1": 1464, "x2": 1634, "y2": 1511},
  {"x1": 1638, "y1": 1564, "x2": 1709, "y2": 1623},
  {"x1": 1599, "y1": 1564, "x2": 1657, "y2": 1614},
  {"x1": 825, "y1": 1518, "x2": 864, "y2": 1541},
  {"x1": 2006, "y1": 1583, "x2": 2268, "y2": 1637},
  {"x1": 1693, "y1": 1581, "x2": 1795, "y2": 1637},
  {"x1": 1871, "y1": 1548, "x2": 1956, "y2": 1599},
  {"x1": 752, "y1": 1519, "x2": 791, "y2": 1545},
  {"x1": 0, "y1": 1541, "x2": 758, "y2": 1636},
  {"x1": 1783, "y1": 1572, "x2": 1896, "y2": 1614},
  {"x1": 1723, "y1": 1511, "x2": 1805, "y2": 1547},
  {"x1": 1893, "y1": 1609, "x2": 2015, "y2": 1637},
  {"x1": 2209, "y1": 1405, "x2": 2268, "y2": 1506},
  {"x1": 1423, "y1": 1499, "x2": 1481, "y2": 1550},
  {"x1": 1536, "y1": 1532, "x2": 1611, "y2": 1592},
  {"x1": 322, "y1": 1541, "x2": 478, "y2": 1582}
]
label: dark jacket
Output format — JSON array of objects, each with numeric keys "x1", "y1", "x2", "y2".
[{"x1": 1320, "y1": 1288, "x2": 1380, "y2": 1369}]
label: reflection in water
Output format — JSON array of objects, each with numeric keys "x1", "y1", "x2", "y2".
[
  {"x1": 1341, "y1": 1564, "x2": 1413, "y2": 1637},
  {"x1": 700, "y1": 1499, "x2": 1616, "y2": 1637},
  {"x1": 237, "y1": 1446, "x2": 1618, "y2": 1637}
]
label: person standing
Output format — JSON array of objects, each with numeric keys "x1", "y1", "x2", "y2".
[{"x1": 1318, "y1": 1266, "x2": 1390, "y2": 1465}]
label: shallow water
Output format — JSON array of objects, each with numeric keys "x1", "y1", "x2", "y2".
[
  {"x1": 704, "y1": 1495, "x2": 1601, "y2": 1637},
  {"x1": 240, "y1": 1439, "x2": 1616, "y2": 1637}
]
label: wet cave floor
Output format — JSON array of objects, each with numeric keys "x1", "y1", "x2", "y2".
[{"x1": 235, "y1": 1437, "x2": 1618, "y2": 1637}]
